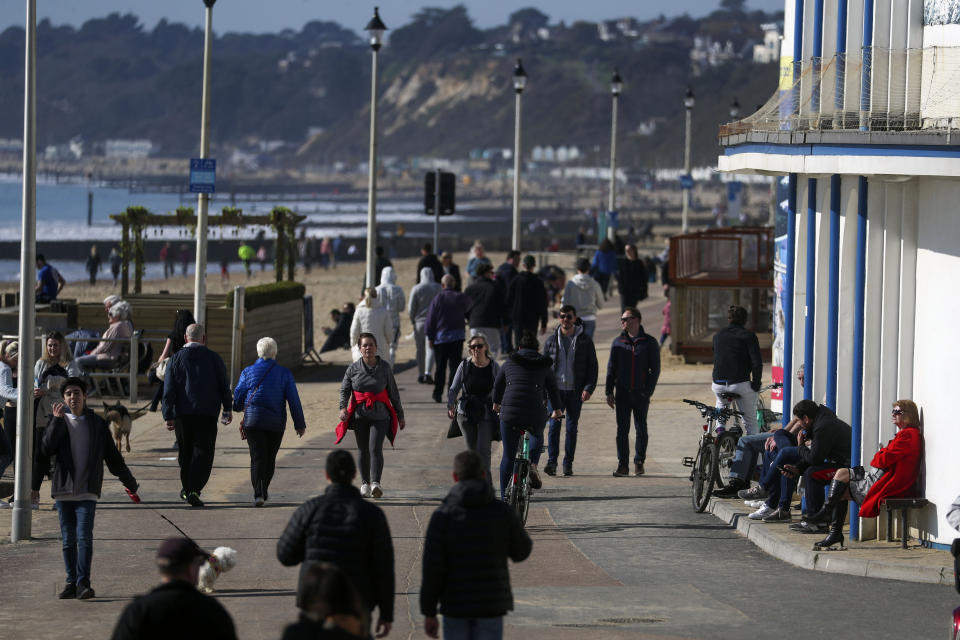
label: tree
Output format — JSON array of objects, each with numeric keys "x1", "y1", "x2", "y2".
[
  {"x1": 721, "y1": 0, "x2": 747, "y2": 13},
  {"x1": 508, "y1": 8, "x2": 550, "y2": 30}
]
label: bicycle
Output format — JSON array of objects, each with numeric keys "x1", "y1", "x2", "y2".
[
  {"x1": 681, "y1": 399, "x2": 744, "y2": 512},
  {"x1": 505, "y1": 428, "x2": 533, "y2": 526},
  {"x1": 714, "y1": 383, "x2": 784, "y2": 489}
]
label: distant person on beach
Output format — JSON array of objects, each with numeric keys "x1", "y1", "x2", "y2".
[
  {"x1": 109, "y1": 247, "x2": 122, "y2": 286},
  {"x1": 257, "y1": 244, "x2": 268, "y2": 272},
  {"x1": 220, "y1": 259, "x2": 229, "y2": 282},
  {"x1": 35, "y1": 254, "x2": 66, "y2": 303},
  {"x1": 319, "y1": 237, "x2": 332, "y2": 270},
  {"x1": 465, "y1": 241, "x2": 491, "y2": 285},
  {"x1": 440, "y1": 252, "x2": 462, "y2": 291},
  {"x1": 85, "y1": 246, "x2": 101, "y2": 286},
  {"x1": 238, "y1": 243, "x2": 255, "y2": 278},
  {"x1": 321, "y1": 303, "x2": 354, "y2": 355},
  {"x1": 179, "y1": 244, "x2": 191, "y2": 277},
  {"x1": 416, "y1": 243, "x2": 444, "y2": 286},
  {"x1": 160, "y1": 242, "x2": 175, "y2": 279},
  {"x1": 374, "y1": 247, "x2": 392, "y2": 286}
]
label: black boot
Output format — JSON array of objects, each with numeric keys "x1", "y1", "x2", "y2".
[
  {"x1": 813, "y1": 500, "x2": 847, "y2": 550},
  {"x1": 806, "y1": 478, "x2": 849, "y2": 525},
  {"x1": 712, "y1": 478, "x2": 747, "y2": 498}
]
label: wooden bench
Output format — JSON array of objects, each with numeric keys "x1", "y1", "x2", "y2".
[{"x1": 882, "y1": 497, "x2": 929, "y2": 549}]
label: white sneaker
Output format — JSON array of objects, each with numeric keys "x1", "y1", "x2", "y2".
[
  {"x1": 360, "y1": 483, "x2": 372, "y2": 498},
  {"x1": 749, "y1": 504, "x2": 775, "y2": 520},
  {"x1": 371, "y1": 482, "x2": 383, "y2": 499},
  {"x1": 744, "y1": 499, "x2": 766, "y2": 509},
  {"x1": 254, "y1": 497, "x2": 264, "y2": 508}
]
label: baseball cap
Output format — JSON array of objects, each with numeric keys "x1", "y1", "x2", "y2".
[{"x1": 156, "y1": 537, "x2": 209, "y2": 568}]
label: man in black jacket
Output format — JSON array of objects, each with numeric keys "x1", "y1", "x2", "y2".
[
  {"x1": 542, "y1": 305, "x2": 598, "y2": 477},
  {"x1": 464, "y1": 263, "x2": 506, "y2": 358},
  {"x1": 415, "y1": 243, "x2": 444, "y2": 286},
  {"x1": 161, "y1": 323, "x2": 232, "y2": 507},
  {"x1": 420, "y1": 450, "x2": 532, "y2": 639},
  {"x1": 43, "y1": 377, "x2": 140, "y2": 600},
  {"x1": 277, "y1": 450, "x2": 395, "y2": 638},
  {"x1": 711, "y1": 305, "x2": 763, "y2": 435},
  {"x1": 495, "y1": 251, "x2": 521, "y2": 353},
  {"x1": 110, "y1": 537, "x2": 237, "y2": 640},
  {"x1": 504, "y1": 255, "x2": 548, "y2": 348},
  {"x1": 605, "y1": 308, "x2": 660, "y2": 477}
]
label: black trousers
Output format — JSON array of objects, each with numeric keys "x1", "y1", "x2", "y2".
[
  {"x1": 246, "y1": 429, "x2": 284, "y2": 499},
  {"x1": 174, "y1": 415, "x2": 218, "y2": 496},
  {"x1": 433, "y1": 340, "x2": 464, "y2": 399}
]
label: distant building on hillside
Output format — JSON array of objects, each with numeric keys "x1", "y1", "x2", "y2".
[
  {"x1": 753, "y1": 22, "x2": 782, "y2": 62},
  {"x1": 105, "y1": 139, "x2": 153, "y2": 159}
]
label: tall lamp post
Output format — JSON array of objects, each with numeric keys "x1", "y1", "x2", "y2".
[
  {"x1": 681, "y1": 86, "x2": 694, "y2": 233},
  {"x1": 607, "y1": 68, "x2": 623, "y2": 243},
  {"x1": 364, "y1": 7, "x2": 387, "y2": 290},
  {"x1": 12, "y1": 0, "x2": 38, "y2": 542},
  {"x1": 193, "y1": 0, "x2": 215, "y2": 325},
  {"x1": 511, "y1": 58, "x2": 526, "y2": 251}
]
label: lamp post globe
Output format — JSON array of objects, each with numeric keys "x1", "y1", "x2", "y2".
[
  {"x1": 511, "y1": 59, "x2": 526, "y2": 250},
  {"x1": 730, "y1": 97, "x2": 741, "y2": 119},
  {"x1": 364, "y1": 7, "x2": 387, "y2": 289},
  {"x1": 611, "y1": 68, "x2": 623, "y2": 96}
]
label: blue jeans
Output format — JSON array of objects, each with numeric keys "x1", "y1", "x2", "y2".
[
  {"x1": 761, "y1": 447, "x2": 800, "y2": 509},
  {"x1": 728, "y1": 432, "x2": 773, "y2": 483},
  {"x1": 56, "y1": 500, "x2": 97, "y2": 586},
  {"x1": 442, "y1": 615, "x2": 503, "y2": 640},
  {"x1": 580, "y1": 319, "x2": 596, "y2": 340},
  {"x1": 499, "y1": 419, "x2": 544, "y2": 500},
  {"x1": 615, "y1": 390, "x2": 649, "y2": 468},
  {"x1": 547, "y1": 389, "x2": 583, "y2": 469}
]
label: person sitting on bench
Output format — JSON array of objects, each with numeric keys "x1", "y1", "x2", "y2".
[
  {"x1": 75, "y1": 301, "x2": 133, "y2": 372},
  {"x1": 803, "y1": 399, "x2": 924, "y2": 550}
]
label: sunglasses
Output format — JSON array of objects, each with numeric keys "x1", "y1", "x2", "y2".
[
  {"x1": 468, "y1": 344, "x2": 484, "y2": 350},
  {"x1": 558, "y1": 313, "x2": 574, "y2": 320},
  {"x1": 620, "y1": 316, "x2": 636, "y2": 323},
  {"x1": 891, "y1": 408, "x2": 903, "y2": 416}
]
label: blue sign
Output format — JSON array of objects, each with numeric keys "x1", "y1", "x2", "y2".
[
  {"x1": 189, "y1": 158, "x2": 216, "y2": 193},
  {"x1": 679, "y1": 174, "x2": 694, "y2": 189},
  {"x1": 607, "y1": 210, "x2": 618, "y2": 229}
]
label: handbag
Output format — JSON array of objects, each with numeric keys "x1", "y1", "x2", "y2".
[
  {"x1": 446, "y1": 417, "x2": 462, "y2": 439},
  {"x1": 239, "y1": 361, "x2": 277, "y2": 440}
]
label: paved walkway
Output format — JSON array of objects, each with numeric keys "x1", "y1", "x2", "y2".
[{"x1": 0, "y1": 292, "x2": 954, "y2": 639}]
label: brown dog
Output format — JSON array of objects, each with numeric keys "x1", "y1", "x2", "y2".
[{"x1": 104, "y1": 402, "x2": 133, "y2": 452}]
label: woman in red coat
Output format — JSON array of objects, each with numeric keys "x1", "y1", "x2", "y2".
[{"x1": 806, "y1": 399, "x2": 923, "y2": 550}]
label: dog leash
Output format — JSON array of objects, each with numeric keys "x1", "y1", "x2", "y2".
[{"x1": 153, "y1": 509, "x2": 193, "y2": 540}]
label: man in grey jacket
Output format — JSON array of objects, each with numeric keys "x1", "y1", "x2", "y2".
[
  {"x1": 561, "y1": 258, "x2": 604, "y2": 339},
  {"x1": 408, "y1": 267, "x2": 441, "y2": 384}
]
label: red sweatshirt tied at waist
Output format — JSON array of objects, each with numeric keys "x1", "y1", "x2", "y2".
[{"x1": 335, "y1": 389, "x2": 401, "y2": 445}]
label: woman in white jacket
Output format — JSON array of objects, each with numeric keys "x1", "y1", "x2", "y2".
[
  {"x1": 375, "y1": 266, "x2": 405, "y2": 364},
  {"x1": 350, "y1": 288, "x2": 393, "y2": 365}
]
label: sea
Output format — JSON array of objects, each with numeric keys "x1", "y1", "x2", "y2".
[{"x1": 0, "y1": 175, "x2": 485, "y2": 282}]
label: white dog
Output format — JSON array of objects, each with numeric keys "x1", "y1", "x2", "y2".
[{"x1": 197, "y1": 546, "x2": 237, "y2": 593}]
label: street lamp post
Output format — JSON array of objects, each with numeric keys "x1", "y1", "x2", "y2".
[
  {"x1": 729, "y1": 97, "x2": 740, "y2": 120},
  {"x1": 193, "y1": 0, "x2": 216, "y2": 325},
  {"x1": 364, "y1": 7, "x2": 387, "y2": 290},
  {"x1": 511, "y1": 59, "x2": 526, "y2": 251},
  {"x1": 681, "y1": 86, "x2": 694, "y2": 233},
  {"x1": 607, "y1": 69, "x2": 623, "y2": 243},
  {"x1": 12, "y1": 0, "x2": 37, "y2": 542}
]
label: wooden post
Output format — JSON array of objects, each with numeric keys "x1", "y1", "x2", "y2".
[
  {"x1": 287, "y1": 223, "x2": 296, "y2": 282},
  {"x1": 121, "y1": 221, "x2": 130, "y2": 297},
  {"x1": 134, "y1": 226, "x2": 144, "y2": 294}
]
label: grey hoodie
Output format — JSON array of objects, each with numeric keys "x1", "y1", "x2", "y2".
[
  {"x1": 561, "y1": 273, "x2": 604, "y2": 318},
  {"x1": 408, "y1": 267, "x2": 441, "y2": 324},
  {"x1": 376, "y1": 266, "x2": 406, "y2": 328}
]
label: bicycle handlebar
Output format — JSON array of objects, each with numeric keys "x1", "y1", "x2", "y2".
[{"x1": 682, "y1": 398, "x2": 743, "y2": 419}]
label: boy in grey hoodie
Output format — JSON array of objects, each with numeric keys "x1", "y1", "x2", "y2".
[
  {"x1": 408, "y1": 268, "x2": 441, "y2": 383},
  {"x1": 560, "y1": 258, "x2": 604, "y2": 339}
]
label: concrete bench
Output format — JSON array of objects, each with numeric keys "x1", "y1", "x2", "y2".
[{"x1": 882, "y1": 497, "x2": 929, "y2": 549}]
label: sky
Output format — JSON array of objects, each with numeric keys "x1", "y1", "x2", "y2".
[{"x1": 0, "y1": 0, "x2": 784, "y2": 35}]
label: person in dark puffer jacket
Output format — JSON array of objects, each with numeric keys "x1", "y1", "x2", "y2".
[
  {"x1": 232, "y1": 336, "x2": 306, "y2": 507},
  {"x1": 420, "y1": 450, "x2": 532, "y2": 640},
  {"x1": 492, "y1": 333, "x2": 561, "y2": 499},
  {"x1": 277, "y1": 450, "x2": 395, "y2": 639}
]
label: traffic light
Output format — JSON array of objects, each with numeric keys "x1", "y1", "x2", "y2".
[{"x1": 424, "y1": 171, "x2": 456, "y2": 215}]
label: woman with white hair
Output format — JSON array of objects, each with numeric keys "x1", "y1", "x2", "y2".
[
  {"x1": 232, "y1": 337, "x2": 306, "y2": 507},
  {"x1": 75, "y1": 301, "x2": 133, "y2": 372},
  {"x1": 349, "y1": 288, "x2": 392, "y2": 365}
]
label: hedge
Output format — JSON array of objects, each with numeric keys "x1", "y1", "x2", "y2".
[{"x1": 226, "y1": 281, "x2": 306, "y2": 311}]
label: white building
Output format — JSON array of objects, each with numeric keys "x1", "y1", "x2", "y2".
[
  {"x1": 753, "y1": 22, "x2": 782, "y2": 62},
  {"x1": 105, "y1": 139, "x2": 153, "y2": 159},
  {"x1": 719, "y1": 0, "x2": 960, "y2": 547}
]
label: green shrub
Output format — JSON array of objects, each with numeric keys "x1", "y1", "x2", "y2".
[{"x1": 226, "y1": 281, "x2": 306, "y2": 311}]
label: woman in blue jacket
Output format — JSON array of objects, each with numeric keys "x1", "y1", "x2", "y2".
[{"x1": 233, "y1": 337, "x2": 306, "y2": 507}]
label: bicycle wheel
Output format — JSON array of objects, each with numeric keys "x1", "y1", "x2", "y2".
[
  {"x1": 714, "y1": 431, "x2": 739, "y2": 488},
  {"x1": 507, "y1": 459, "x2": 529, "y2": 524},
  {"x1": 691, "y1": 441, "x2": 716, "y2": 512}
]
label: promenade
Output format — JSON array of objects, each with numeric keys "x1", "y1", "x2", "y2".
[{"x1": 0, "y1": 294, "x2": 954, "y2": 639}]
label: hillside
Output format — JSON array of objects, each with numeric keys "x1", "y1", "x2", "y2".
[{"x1": 0, "y1": 4, "x2": 782, "y2": 170}]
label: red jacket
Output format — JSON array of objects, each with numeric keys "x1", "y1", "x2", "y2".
[
  {"x1": 860, "y1": 426, "x2": 923, "y2": 517},
  {"x1": 335, "y1": 389, "x2": 400, "y2": 446}
]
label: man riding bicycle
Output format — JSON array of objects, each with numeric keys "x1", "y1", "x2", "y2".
[
  {"x1": 711, "y1": 305, "x2": 763, "y2": 435},
  {"x1": 493, "y1": 333, "x2": 562, "y2": 500}
]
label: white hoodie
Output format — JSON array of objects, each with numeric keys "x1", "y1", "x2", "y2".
[
  {"x1": 376, "y1": 266, "x2": 406, "y2": 329},
  {"x1": 561, "y1": 273, "x2": 604, "y2": 319},
  {"x1": 350, "y1": 295, "x2": 393, "y2": 364}
]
